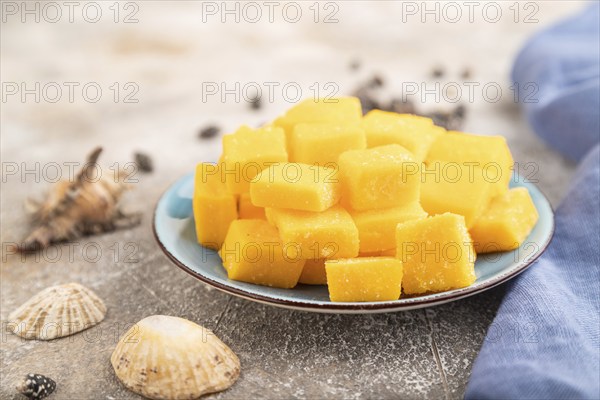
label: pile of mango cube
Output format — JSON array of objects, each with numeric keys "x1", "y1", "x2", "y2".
[{"x1": 193, "y1": 97, "x2": 539, "y2": 302}]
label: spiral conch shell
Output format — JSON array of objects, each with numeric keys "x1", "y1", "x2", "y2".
[
  {"x1": 111, "y1": 315, "x2": 240, "y2": 400},
  {"x1": 8, "y1": 282, "x2": 106, "y2": 340}
]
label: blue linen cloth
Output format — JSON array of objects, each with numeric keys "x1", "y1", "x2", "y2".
[
  {"x1": 511, "y1": 3, "x2": 600, "y2": 162},
  {"x1": 465, "y1": 4, "x2": 600, "y2": 399}
]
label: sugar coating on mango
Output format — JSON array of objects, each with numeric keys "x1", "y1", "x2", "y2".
[
  {"x1": 362, "y1": 110, "x2": 443, "y2": 163},
  {"x1": 274, "y1": 97, "x2": 362, "y2": 158},
  {"x1": 221, "y1": 125, "x2": 288, "y2": 194},
  {"x1": 298, "y1": 259, "x2": 327, "y2": 285},
  {"x1": 325, "y1": 257, "x2": 403, "y2": 302},
  {"x1": 193, "y1": 163, "x2": 238, "y2": 250},
  {"x1": 289, "y1": 123, "x2": 366, "y2": 165},
  {"x1": 426, "y1": 132, "x2": 514, "y2": 196},
  {"x1": 350, "y1": 202, "x2": 427, "y2": 253},
  {"x1": 238, "y1": 193, "x2": 266, "y2": 220},
  {"x1": 250, "y1": 163, "x2": 340, "y2": 212},
  {"x1": 219, "y1": 219, "x2": 305, "y2": 289},
  {"x1": 338, "y1": 144, "x2": 421, "y2": 211},
  {"x1": 359, "y1": 248, "x2": 397, "y2": 257},
  {"x1": 470, "y1": 187, "x2": 539, "y2": 253},
  {"x1": 266, "y1": 205, "x2": 359, "y2": 259},
  {"x1": 396, "y1": 213, "x2": 476, "y2": 295},
  {"x1": 274, "y1": 97, "x2": 362, "y2": 134},
  {"x1": 420, "y1": 161, "x2": 494, "y2": 228}
]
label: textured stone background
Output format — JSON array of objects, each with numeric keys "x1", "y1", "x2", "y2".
[{"x1": 1, "y1": 1, "x2": 584, "y2": 399}]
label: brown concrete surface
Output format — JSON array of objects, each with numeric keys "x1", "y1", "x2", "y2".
[{"x1": 1, "y1": 2, "x2": 582, "y2": 398}]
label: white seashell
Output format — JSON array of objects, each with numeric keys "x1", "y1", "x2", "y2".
[
  {"x1": 111, "y1": 315, "x2": 240, "y2": 400},
  {"x1": 8, "y1": 282, "x2": 106, "y2": 340}
]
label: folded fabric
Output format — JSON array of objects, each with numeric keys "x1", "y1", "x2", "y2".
[
  {"x1": 466, "y1": 145, "x2": 600, "y2": 399},
  {"x1": 466, "y1": 4, "x2": 600, "y2": 399},
  {"x1": 511, "y1": 3, "x2": 600, "y2": 162}
]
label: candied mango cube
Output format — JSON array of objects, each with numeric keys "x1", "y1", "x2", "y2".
[
  {"x1": 274, "y1": 97, "x2": 362, "y2": 133},
  {"x1": 238, "y1": 193, "x2": 266, "y2": 220},
  {"x1": 298, "y1": 259, "x2": 327, "y2": 285},
  {"x1": 350, "y1": 202, "x2": 427, "y2": 253},
  {"x1": 193, "y1": 163, "x2": 238, "y2": 250},
  {"x1": 221, "y1": 125, "x2": 288, "y2": 194},
  {"x1": 359, "y1": 249, "x2": 397, "y2": 257},
  {"x1": 219, "y1": 220, "x2": 305, "y2": 289},
  {"x1": 470, "y1": 188, "x2": 539, "y2": 253},
  {"x1": 325, "y1": 257, "x2": 403, "y2": 302},
  {"x1": 338, "y1": 144, "x2": 420, "y2": 211},
  {"x1": 421, "y1": 161, "x2": 494, "y2": 228},
  {"x1": 250, "y1": 163, "x2": 340, "y2": 212},
  {"x1": 362, "y1": 110, "x2": 443, "y2": 163},
  {"x1": 266, "y1": 205, "x2": 359, "y2": 259},
  {"x1": 426, "y1": 132, "x2": 514, "y2": 196},
  {"x1": 396, "y1": 213, "x2": 476, "y2": 294},
  {"x1": 289, "y1": 123, "x2": 366, "y2": 164}
]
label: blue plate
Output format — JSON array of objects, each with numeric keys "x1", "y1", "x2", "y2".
[{"x1": 153, "y1": 173, "x2": 554, "y2": 313}]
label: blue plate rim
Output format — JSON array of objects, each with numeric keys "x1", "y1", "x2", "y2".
[{"x1": 153, "y1": 173, "x2": 555, "y2": 313}]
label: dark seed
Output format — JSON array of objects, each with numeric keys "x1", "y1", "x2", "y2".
[
  {"x1": 353, "y1": 88, "x2": 380, "y2": 115},
  {"x1": 16, "y1": 373, "x2": 56, "y2": 399},
  {"x1": 426, "y1": 105, "x2": 466, "y2": 131},
  {"x1": 387, "y1": 98, "x2": 416, "y2": 115},
  {"x1": 368, "y1": 74, "x2": 384, "y2": 88},
  {"x1": 454, "y1": 104, "x2": 466, "y2": 118},
  {"x1": 431, "y1": 66, "x2": 445, "y2": 78},
  {"x1": 249, "y1": 96, "x2": 262, "y2": 110},
  {"x1": 461, "y1": 67, "x2": 472, "y2": 80},
  {"x1": 198, "y1": 125, "x2": 220, "y2": 140},
  {"x1": 134, "y1": 152, "x2": 153, "y2": 173}
]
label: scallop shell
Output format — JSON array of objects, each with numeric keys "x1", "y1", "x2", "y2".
[
  {"x1": 8, "y1": 283, "x2": 106, "y2": 340},
  {"x1": 111, "y1": 315, "x2": 240, "y2": 400}
]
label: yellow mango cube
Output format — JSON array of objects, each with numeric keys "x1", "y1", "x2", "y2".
[
  {"x1": 274, "y1": 97, "x2": 362, "y2": 158},
  {"x1": 362, "y1": 110, "x2": 443, "y2": 163},
  {"x1": 266, "y1": 205, "x2": 359, "y2": 259},
  {"x1": 421, "y1": 161, "x2": 494, "y2": 228},
  {"x1": 250, "y1": 163, "x2": 340, "y2": 212},
  {"x1": 298, "y1": 259, "x2": 327, "y2": 285},
  {"x1": 470, "y1": 188, "x2": 539, "y2": 253},
  {"x1": 289, "y1": 123, "x2": 366, "y2": 164},
  {"x1": 325, "y1": 257, "x2": 403, "y2": 302},
  {"x1": 426, "y1": 132, "x2": 514, "y2": 196},
  {"x1": 193, "y1": 163, "x2": 238, "y2": 250},
  {"x1": 274, "y1": 97, "x2": 362, "y2": 133},
  {"x1": 338, "y1": 144, "x2": 421, "y2": 211},
  {"x1": 221, "y1": 125, "x2": 288, "y2": 194},
  {"x1": 238, "y1": 193, "x2": 266, "y2": 220},
  {"x1": 350, "y1": 202, "x2": 428, "y2": 253},
  {"x1": 359, "y1": 249, "x2": 397, "y2": 257},
  {"x1": 396, "y1": 213, "x2": 476, "y2": 295},
  {"x1": 219, "y1": 219, "x2": 306, "y2": 289}
]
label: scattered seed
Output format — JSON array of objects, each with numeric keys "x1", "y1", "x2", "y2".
[
  {"x1": 198, "y1": 125, "x2": 220, "y2": 140},
  {"x1": 349, "y1": 59, "x2": 361, "y2": 71},
  {"x1": 425, "y1": 111, "x2": 451, "y2": 129},
  {"x1": 387, "y1": 98, "x2": 416, "y2": 115},
  {"x1": 249, "y1": 96, "x2": 262, "y2": 110},
  {"x1": 368, "y1": 74, "x2": 384, "y2": 88},
  {"x1": 431, "y1": 66, "x2": 445, "y2": 78},
  {"x1": 461, "y1": 67, "x2": 472, "y2": 80},
  {"x1": 134, "y1": 152, "x2": 153, "y2": 173},
  {"x1": 352, "y1": 88, "x2": 380, "y2": 115},
  {"x1": 349, "y1": 68, "x2": 468, "y2": 127},
  {"x1": 454, "y1": 104, "x2": 466, "y2": 119},
  {"x1": 425, "y1": 104, "x2": 466, "y2": 130}
]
